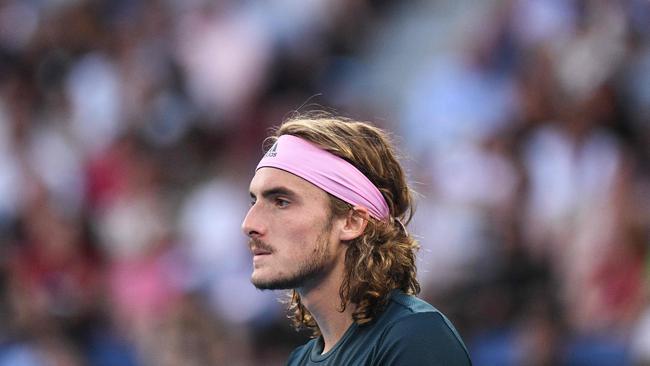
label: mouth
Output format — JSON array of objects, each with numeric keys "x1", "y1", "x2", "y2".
[{"x1": 252, "y1": 247, "x2": 272, "y2": 256}]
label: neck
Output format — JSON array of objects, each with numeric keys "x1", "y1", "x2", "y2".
[{"x1": 298, "y1": 254, "x2": 354, "y2": 354}]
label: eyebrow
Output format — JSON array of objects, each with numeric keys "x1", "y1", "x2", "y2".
[{"x1": 249, "y1": 186, "x2": 298, "y2": 201}]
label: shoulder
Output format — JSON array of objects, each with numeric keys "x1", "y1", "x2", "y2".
[
  {"x1": 373, "y1": 293, "x2": 472, "y2": 365},
  {"x1": 378, "y1": 291, "x2": 448, "y2": 327},
  {"x1": 388, "y1": 290, "x2": 439, "y2": 314}
]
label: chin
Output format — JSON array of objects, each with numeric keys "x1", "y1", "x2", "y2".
[
  {"x1": 252, "y1": 278, "x2": 288, "y2": 290},
  {"x1": 251, "y1": 273, "x2": 302, "y2": 290},
  {"x1": 251, "y1": 260, "x2": 325, "y2": 290}
]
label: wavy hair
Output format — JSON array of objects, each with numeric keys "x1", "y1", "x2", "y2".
[{"x1": 266, "y1": 113, "x2": 420, "y2": 336}]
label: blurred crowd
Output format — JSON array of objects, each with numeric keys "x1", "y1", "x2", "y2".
[{"x1": 0, "y1": 0, "x2": 649, "y2": 365}]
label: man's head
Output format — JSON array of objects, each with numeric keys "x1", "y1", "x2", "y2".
[
  {"x1": 244, "y1": 166, "x2": 350, "y2": 291},
  {"x1": 242, "y1": 113, "x2": 420, "y2": 333}
]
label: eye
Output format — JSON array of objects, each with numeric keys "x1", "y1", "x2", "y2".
[{"x1": 275, "y1": 198, "x2": 290, "y2": 208}]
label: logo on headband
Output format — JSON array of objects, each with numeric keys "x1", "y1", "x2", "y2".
[{"x1": 265, "y1": 141, "x2": 279, "y2": 157}]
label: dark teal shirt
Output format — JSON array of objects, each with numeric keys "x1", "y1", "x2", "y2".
[{"x1": 286, "y1": 291, "x2": 471, "y2": 365}]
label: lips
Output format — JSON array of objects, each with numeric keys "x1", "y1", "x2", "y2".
[
  {"x1": 252, "y1": 247, "x2": 272, "y2": 256},
  {"x1": 249, "y1": 238, "x2": 273, "y2": 256}
]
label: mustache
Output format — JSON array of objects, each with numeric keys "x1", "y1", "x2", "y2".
[{"x1": 249, "y1": 238, "x2": 274, "y2": 253}]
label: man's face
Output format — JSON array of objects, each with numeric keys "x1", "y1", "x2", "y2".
[{"x1": 242, "y1": 167, "x2": 341, "y2": 290}]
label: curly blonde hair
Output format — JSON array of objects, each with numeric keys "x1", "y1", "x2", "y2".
[{"x1": 266, "y1": 113, "x2": 420, "y2": 336}]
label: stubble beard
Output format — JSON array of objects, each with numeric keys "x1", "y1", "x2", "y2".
[{"x1": 252, "y1": 218, "x2": 334, "y2": 291}]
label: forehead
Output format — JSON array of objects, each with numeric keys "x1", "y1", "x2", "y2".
[{"x1": 249, "y1": 167, "x2": 329, "y2": 201}]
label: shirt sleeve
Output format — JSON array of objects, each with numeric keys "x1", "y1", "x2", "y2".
[{"x1": 374, "y1": 312, "x2": 472, "y2": 366}]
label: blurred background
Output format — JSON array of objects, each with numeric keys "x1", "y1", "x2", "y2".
[{"x1": 0, "y1": 0, "x2": 649, "y2": 365}]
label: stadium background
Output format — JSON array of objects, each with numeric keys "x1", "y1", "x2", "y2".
[{"x1": 0, "y1": 0, "x2": 649, "y2": 365}]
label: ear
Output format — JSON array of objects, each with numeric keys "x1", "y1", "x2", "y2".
[{"x1": 339, "y1": 206, "x2": 369, "y2": 241}]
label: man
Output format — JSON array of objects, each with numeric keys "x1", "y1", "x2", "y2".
[{"x1": 242, "y1": 115, "x2": 471, "y2": 365}]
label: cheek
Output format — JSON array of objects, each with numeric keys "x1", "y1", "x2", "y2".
[
  {"x1": 274, "y1": 218, "x2": 327, "y2": 255},
  {"x1": 272, "y1": 211, "x2": 314, "y2": 239}
]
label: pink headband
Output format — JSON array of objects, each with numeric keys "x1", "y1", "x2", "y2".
[{"x1": 256, "y1": 135, "x2": 390, "y2": 220}]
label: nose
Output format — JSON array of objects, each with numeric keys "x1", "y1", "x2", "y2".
[{"x1": 241, "y1": 203, "x2": 264, "y2": 238}]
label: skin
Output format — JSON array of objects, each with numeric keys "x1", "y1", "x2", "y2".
[{"x1": 242, "y1": 167, "x2": 368, "y2": 353}]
